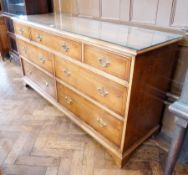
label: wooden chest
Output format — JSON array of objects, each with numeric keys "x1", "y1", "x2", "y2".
[{"x1": 13, "y1": 15, "x2": 182, "y2": 167}]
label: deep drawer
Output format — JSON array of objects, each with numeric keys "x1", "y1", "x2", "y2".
[
  {"x1": 55, "y1": 56, "x2": 127, "y2": 116},
  {"x1": 57, "y1": 82, "x2": 123, "y2": 146},
  {"x1": 23, "y1": 60, "x2": 56, "y2": 98}
]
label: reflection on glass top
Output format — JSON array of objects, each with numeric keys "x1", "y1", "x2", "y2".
[{"x1": 16, "y1": 13, "x2": 182, "y2": 51}]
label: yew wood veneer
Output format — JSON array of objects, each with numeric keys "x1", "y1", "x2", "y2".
[{"x1": 13, "y1": 14, "x2": 182, "y2": 167}]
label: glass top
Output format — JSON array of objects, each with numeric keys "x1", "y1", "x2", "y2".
[{"x1": 16, "y1": 13, "x2": 182, "y2": 51}]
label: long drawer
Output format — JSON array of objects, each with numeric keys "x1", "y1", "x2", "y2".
[
  {"x1": 55, "y1": 56, "x2": 127, "y2": 116},
  {"x1": 30, "y1": 27, "x2": 82, "y2": 61},
  {"x1": 57, "y1": 82, "x2": 123, "y2": 146},
  {"x1": 84, "y1": 45, "x2": 131, "y2": 81},
  {"x1": 23, "y1": 60, "x2": 56, "y2": 98},
  {"x1": 14, "y1": 22, "x2": 30, "y2": 39},
  {"x1": 17, "y1": 39, "x2": 54, "y2": 74}
]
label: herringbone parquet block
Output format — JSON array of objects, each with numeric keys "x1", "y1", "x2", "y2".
[{"x1": 0, "y1": 60, "x2": 187, "y2": 175}]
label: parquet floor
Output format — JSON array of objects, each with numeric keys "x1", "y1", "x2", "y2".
[{"x1": 0, "y1": 59, "x2": 187, "y2": 175}]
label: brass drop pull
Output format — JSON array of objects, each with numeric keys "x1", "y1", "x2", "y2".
[
  {"x1": 44, "y1": 81, "x2": 49, "y2": 87},
  {"x1": 28, "y1": 70, "x2": 32, "y2": 75},
  {"x1": 97, "y1": 118, "x2": 107, "y2": 128},
  {"x1": 39, "y1": 57, "x2": 46, "y2": 64},
  {"x1": 64, "y1": 96, "x2": 73, "y2": 104},
  {"x1": 98, "y1": 57, "x2": 110, "y2": 67},
  {"x1": 23, "y1": 47, "x2": 27, "y2": 54},
  {"x1": 19, "y1": 28, "x2": 24, "y2": 35},
  {"x1": 36, "y1": 34, "x2": 43, "y2": 42},
  {"x1": 61, "y1": 43, "x2": 70, "y2": 52},
  {"x1": 63, "y1": 68, "x2": 71, "y2": 77},
  {"x1": 97, "y1": 87, "x2": 109, "y2": 97}
]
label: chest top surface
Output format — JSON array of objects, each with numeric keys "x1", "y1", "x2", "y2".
[{"x1": 13, "y1": 13, "x2": 182, "y2": 55}]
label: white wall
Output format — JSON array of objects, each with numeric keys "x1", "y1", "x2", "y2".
[{"x1": 54, "y1": 0, "x2": 188, "y2": 29}]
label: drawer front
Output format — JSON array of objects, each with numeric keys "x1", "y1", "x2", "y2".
[
  {"x1": 0, "y1": 17, "x2": 4, "y2": 25},
  {"x1": 14, "y1": 22, "x2": 30, "y2": 38},
  {"x1": 31, "y1": 28, "x2": 82, "y2": 61},
  {"x1": 55, "y1": 56, "x2": 127, "y2": 115},
  {"x1": 16, "y1": 39, "x2": 28, "y2": 58},
  {"x1": 84, "y1": 45, "x2": 131, "y2": 81},
  {"x1": 23, "y1": 60, "x2": 56, "y2": 98},
  {"x1": 17, "y1": 39, "x2": 54, "y2": 74},
  {"x1": 57, "y1": 82, "x2": 123, "y2": 146}
]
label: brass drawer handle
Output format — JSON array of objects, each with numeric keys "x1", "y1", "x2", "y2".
[
  {"x1": 63, "y1": 68, "x2": 71, "y2": 77},
  {"x1": 19, "y1": 28, "x2": 24, "y2": 34},
  {"x1": 22, "y1": 47, "x2": 27, "y2": 54},
  {"x1": 98, "y1": 57, "x2": 110, "y2": 67},
  {"x1": 39, "y1": 57, "x2": 46, "y2": 64},
  {"x1": 36, "y1": 34, "x2": 43, "y2": 42},
  {"x1": 61, "y1": 43, "x2": 70, "y2": 52},
  {"x1": 44, "y1": 81, "x2": 49, "y2": 87},
  {"x1": 28, "y1": 70, "x2": 32, "y2": 75},
  {"x1": 97, "y1": 87, "x2": 109, "y2": 97},
  {"x1": 97, "y1": 118, "x2": 107, "y2": 128},
  {"x1": 64, "y1": 96, "x2": 73, "y2": 104}
]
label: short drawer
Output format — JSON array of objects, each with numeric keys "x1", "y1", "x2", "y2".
[
  {"x1": 14, "y1": 22, "x2": 30, "y2": 39},
  {"x1": 57, "y1": 82, "x2": 123, "y2": 146},
  {"x1": 23, "y1": 60, "x2": 56, "y2": 98},
  {"x1": 55, "y1": 56, "x2": 127, "y2": 115},
  {"x1": 16, "y1": 39, "x2": 28, "y2": 58},
  {"x1": 31, "y1": 27, "x2": 82, "y2": 61},
  {"x1": 0, "y1": 17, "x2": 4, "y2": 25},
  {"x1": 84, "y1": 45, "x2": 131, "y2": 81},
  {"x1": 17, "y1": 39, "x2": 54, "y2": 74}
]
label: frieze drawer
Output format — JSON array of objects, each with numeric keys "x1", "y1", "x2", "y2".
[
  {"x1": 84, "y1": 44, "x2": 131, "y2": 81},
  {"x1": 14, "y1": 22, "x2": 30, "y2": 39},
  {"x1": 31, "y1": 27, "x2": 82, "y2": 61}
]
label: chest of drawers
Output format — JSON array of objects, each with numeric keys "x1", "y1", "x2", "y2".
[{"x1": 13, "y1": 14, "x2": 182, "y2": 167}]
